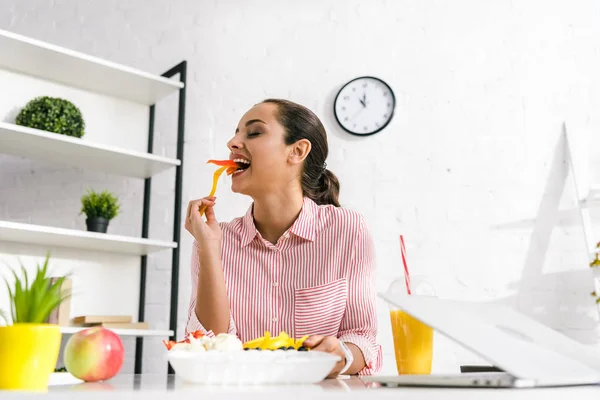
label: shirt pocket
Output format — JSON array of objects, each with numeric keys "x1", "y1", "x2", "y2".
[{"x1": 294, "y1": 278, "x2": 348, "y2": 338}]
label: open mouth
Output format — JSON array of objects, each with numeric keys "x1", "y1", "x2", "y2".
[{"x1": 232, "y1": 158, "x2": 251, "y2": 175}]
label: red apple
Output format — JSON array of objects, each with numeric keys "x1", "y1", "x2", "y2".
[{"x1": 64, "y1": 327, "x2": 124, "y2": 382}]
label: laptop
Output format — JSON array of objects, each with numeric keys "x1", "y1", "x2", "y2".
[{"x1": 362, "y1": 292, "x2": 600, "y2": 388}]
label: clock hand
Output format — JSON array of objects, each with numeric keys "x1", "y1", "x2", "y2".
[
  {"x1": 359, "y1": 98, "x2": 366, "y2": 107},
  {"x1": 362, "y1": 93, "x2": 366, "y2": 106},
  {"x1": 350, "y1": 106, "x2": 364, "y2": 120}
]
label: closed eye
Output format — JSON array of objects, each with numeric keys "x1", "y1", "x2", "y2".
[{"x1": 247, "y1": 132, "x2": 261, "y2": 138}]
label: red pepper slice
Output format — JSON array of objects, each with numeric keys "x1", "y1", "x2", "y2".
[
  {"x1": 162, "y1": 340, "x2": 177, "y2": 350},
  {"x1": 206, "y1": 159, "x2": 239, "y2": 175},
  {"x1": 162, "y1": 331, "x2": 206, "y2": 350},
  {"x1": 190, "y1": 331, "x2": 206, "y2": 339},
  {"x1": 207, "y1": 159, "x2": 238, "y2": 168}
]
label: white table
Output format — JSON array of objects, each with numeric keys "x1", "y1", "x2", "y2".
[{"x1": 5, "y1": 374, "x2": 600, "y2": 399}]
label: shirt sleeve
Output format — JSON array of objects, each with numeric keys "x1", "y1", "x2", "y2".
[
  {"x1": 337, "y1": 216, "x2": 383, "y2": 375},
  {"x1": 185, "y1": 239, "x2": 238, "y2": 338}
]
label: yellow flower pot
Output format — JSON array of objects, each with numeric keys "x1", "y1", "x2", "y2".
[{"x1": 0, "y1": 324, "x2": 62, "y2": 391}]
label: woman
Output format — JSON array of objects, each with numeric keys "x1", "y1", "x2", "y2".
[{"x1": 184, "y1": 99, "x2": 382, "y2": 377}]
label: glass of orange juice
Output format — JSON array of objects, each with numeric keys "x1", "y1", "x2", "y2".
[{"x1": 386, "y1": 276, "x2": 435, "y2": 375}]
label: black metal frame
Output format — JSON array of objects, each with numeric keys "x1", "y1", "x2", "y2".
[{"x1": 134, "y1": 61, "x2": 187, "y2": 374}]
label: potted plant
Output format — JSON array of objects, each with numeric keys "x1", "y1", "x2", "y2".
[
  {"x1": 80, "y1": 189, "x2": 121, "y2": 233},
  {"x1": 0, "y1": 253, "x2": 71, "y2": 391},
  {"x1": 15, "y1": 96, "x2": 86, "y2": 138}
]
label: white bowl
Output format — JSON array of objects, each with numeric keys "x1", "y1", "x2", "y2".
[{"x1": 166, "y1": 350, "x2": 341, "y2": 385}]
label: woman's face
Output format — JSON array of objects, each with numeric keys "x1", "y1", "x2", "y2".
[{"x1": 227, "y1": 103, "x2": 300, "y2": 197}]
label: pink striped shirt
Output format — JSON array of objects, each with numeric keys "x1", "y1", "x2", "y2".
[{"x1": 185, "y1": 196, "x2": 382, "y2": 375}]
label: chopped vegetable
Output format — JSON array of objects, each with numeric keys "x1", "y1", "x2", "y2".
[
  {"x1": 199, "y1": 160, "x2": 239, "y2": 217},
  {"x1": 207, "y1": 159, "x2": 238, "y2": 176},
  {"x1": 243, "y1": 331, "x2": 309, "y2": 350},
  {"x1": 162, "y1": 330, "x2": 206, "y2": 350},
  {"x1": 207, "y1": 159, "x2": 238, "y2": 168}
]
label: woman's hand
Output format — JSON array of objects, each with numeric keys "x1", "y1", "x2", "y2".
[
  {"x1": 185, "y1": 196, "x2": 222, "y2": 256},
  {"x1": 302, "y1": 335, "x2": 347, "y2": 378}
]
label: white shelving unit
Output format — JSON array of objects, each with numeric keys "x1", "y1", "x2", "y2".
[
  {"x1": 0, "y1": 28, "x2": 187, "y2": 356},
  {"x1": 0, "y1": 122, "x2": 180, "y2": 179},
  {"x1": 0, "y1": 28, "x2": 182, "y2": 105},
  {"x1": 0, "y1": 221, "x2": 177, "y2": 256},
  {"x1": 61, "y1": 326, "x2": 173, "y2": 337}
]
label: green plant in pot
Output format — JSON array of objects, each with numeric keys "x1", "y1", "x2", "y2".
[
  {"x1": 0, "y1": 253, "x2": 71, "y2": 391},
  {"x1": 15, "y1": 96, "x2": 85, "y2": 138},
  {"x1": 80, "y1": 189, "x2": 121, "y2": 233}
]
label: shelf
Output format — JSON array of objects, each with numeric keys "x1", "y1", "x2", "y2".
[
  {"x1": 0, "y1": 28, "x2": 183, "y2": 105},
  {"x1": 61, "y1": 326, "x2": 173, "y2": 337},
  {"x1": 0, "y1": 122, "x2": 180, "y2": 179},
  {"x1": 0, "y1": 221, "x2": 177, "y2": 256}
]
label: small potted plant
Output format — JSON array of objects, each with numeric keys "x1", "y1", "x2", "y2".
[
  {"x1": 80, "y1": 189, "x2": 121, "y2": 233},
  {"x1": 15, "y1": 96, "x2": 86, "y2": 138},
  {"x1": 0, "y1": 253, "x2": 71, "y2": 391}
]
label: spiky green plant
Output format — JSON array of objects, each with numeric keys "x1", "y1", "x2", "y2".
[
  {"x1": 0, "y1": 253, "x2": 71, "y2": 325},
  {"x1": 80, "y1": 188, "x2": 121, "y2": 220}
]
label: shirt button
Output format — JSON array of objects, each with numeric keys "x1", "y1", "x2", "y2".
[
  {"x1": 272, "y1": 282, "x2": 279, "y2": 287},
  {"x1": 272, "y1": 317, "x2": 278, "y2": 323},
  {"x1": 284, "y1": 233, "x2": 290, "y2": 239}
]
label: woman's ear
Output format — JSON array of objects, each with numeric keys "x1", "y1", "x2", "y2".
[{"x1": 288, "y1": 139, "x2": 311, "y2": 165}]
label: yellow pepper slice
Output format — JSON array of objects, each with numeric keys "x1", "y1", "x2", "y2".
[
  {"x1": 294, "y1": 335, "x2": 309, "y2": 349},
  {"x1": 264, "y1": 331, "x2": 293, "y2": 349},
  {"x1": 243, "y1": 331, "x2": 309, "y2": 350},
  {"x1": 243, "y1": 331, "x2": 272, "y2": 349},
  {"x1": 199, "y1": 160, "x2": 239, "y2": 217},
  {"x1": 199, "y1": 166, "x2": 228, "y2": 217}
]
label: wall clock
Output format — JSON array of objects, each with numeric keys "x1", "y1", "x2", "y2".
[{"x1": 333, "y1": 76, "x2": 396, "y2": 136}]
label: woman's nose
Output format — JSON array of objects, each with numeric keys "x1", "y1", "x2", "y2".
[{"x1": 227, "y1": 136, "x2": 243, "y2": 151}]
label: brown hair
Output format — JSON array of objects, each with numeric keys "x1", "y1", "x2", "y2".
[{"x1": 262, "y1": 99, "x2": 340, "y2": 207}]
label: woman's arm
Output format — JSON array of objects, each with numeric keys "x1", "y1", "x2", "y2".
[
  {"x1": 185, "y1": 197, "x2": 236, "y2": 336},
  {"x1": 187, "y1": 243, "x2": 234, "y2": 336},
  {"x1": 303, "y1": 215, "x2": 382, "y2": 376},
  {"x1": 336, "y1": 215, "x2": 382, "y2": 375},
  {"x1": 194, "y1": 245, "x2": 231, "y2": 334},
  {"x1": 302, "y1": 335, "x2": 367, "y2": 377}
]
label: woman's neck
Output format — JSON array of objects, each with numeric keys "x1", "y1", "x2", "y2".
[{"x1": 252, "y1": 190, "x2": 304, "y2": 245}]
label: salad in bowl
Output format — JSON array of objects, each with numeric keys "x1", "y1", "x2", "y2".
[{"x1": 163, "y1": 331, "x2": 341, "y2": 385}]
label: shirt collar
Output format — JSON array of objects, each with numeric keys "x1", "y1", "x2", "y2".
[{"x1": 240, "y1": 197, "x2": 317, "y2": 247}]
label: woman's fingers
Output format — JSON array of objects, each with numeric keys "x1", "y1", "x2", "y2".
[
  {"x1": 197, "y1": 198, "x2": 216, "y2": 219},
  {"x1": 188, "y1": 197, "x2": 217, "y2": 223},
  {"x1": 302, "y1": 335, "x2": 324, "y2": 348},
  {"x1": 186, "y1": 199, "x2": 194, "y2": 221},
  {"x1": 204, "y1": 202, "x2": 217, "y2": 225}
]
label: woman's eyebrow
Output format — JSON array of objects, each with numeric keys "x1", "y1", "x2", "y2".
[{"x1": 235, "y1": 119, "x2": 266, "y2": 133}]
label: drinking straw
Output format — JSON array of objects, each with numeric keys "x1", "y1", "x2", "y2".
[{"x1": 400, "y1": 235, "x2": 412, "y2": 295}]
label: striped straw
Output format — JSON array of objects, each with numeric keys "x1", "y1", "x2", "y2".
[{"x1": 400, "y1": 235, "x2": 412, "y2": 295}]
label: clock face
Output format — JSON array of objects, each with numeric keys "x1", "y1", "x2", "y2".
[{"x1": 333, "y1": 76, "x2": 395, "y2": 136}]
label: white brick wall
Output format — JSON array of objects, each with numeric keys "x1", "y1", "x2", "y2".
[{"x1": 2, "y1": 0, "x2": 600, "y2": 376}]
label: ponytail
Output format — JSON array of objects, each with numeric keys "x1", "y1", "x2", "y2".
[{"x1": 262, "y1": 98, "x2": 341, "y2": 207}]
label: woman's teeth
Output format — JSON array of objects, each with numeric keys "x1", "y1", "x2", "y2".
[
  {"x1": 232, "y1": 159, "x2": 250, "y2": 175},
  {"x1": 233, "y1": 158, "x2": 251, "y2": 174}
]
